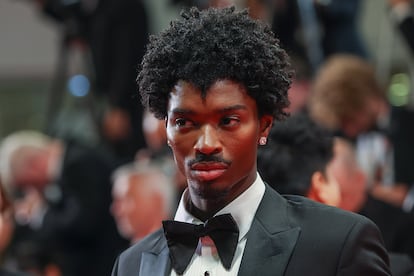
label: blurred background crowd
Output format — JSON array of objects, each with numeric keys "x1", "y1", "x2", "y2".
[{"x1": 0, "y1": 0, "x2": 414, "y2": 275}]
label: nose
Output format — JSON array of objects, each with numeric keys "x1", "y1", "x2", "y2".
[{"x1": 194, "y1": 125, "x2": 222, "y2": 155}]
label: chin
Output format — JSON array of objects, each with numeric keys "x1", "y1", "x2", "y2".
[
  {"x1": 117, "y1": 223, "x2": 133, "y2": 240},
  {"x1": 192, "y1": 183, "x2": 229, "y2": 200}
]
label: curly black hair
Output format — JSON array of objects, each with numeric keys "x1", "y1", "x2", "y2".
[{"x1": 138, "y1": 6, "x2": 292, "y2": 120}]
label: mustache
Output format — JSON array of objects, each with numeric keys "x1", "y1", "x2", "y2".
[{"x1": 187, "y1": 154, "x2": 231, "y2": 167}]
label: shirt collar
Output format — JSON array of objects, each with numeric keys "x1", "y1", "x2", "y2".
[{"x1": 174, "y1": 172, "x2": 266, "y2": 241}]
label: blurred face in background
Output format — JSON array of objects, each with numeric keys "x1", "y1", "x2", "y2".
[
  {"x1": 329, "y1": 138, "x2": 367, "y2": 212},
  {"x1": 11, "y1": 147, "x2": 50, "y2": 191},
  {"x1": 322, "y1": 164, "x2": 341, "y2": 207},
  {"x1": 307, "y1": 163, "x2": 341, "y2": 208},
  {"x1": 111, "y1": 174, "x2": 161, "y2": 242},
  {"x1": 341, "y1": 96, "x2": 389, "y2": 138}
]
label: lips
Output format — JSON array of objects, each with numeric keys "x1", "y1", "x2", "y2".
[{"x1": 190, "y1": 162, "x2": 229, "y2": 182}]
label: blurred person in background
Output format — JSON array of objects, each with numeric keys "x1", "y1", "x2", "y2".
[
  {"x1": 270, "y1": 0, "x2": 368, "y2": 75},
  {"x1": 307, "y1": 54, "x2": 414, "y2": 214},
  {"x1": 0, "y1": 178, "x2": 28, "y2": 276},
  {"x1": 138, "y1": 110, "x2": 187, "y2": 196},
  {"x1": 283, "y1": 55, "x2": 313, "y2": 115},
  {"x1": 257, "y1": 112, "x2": 340, "y2": 207},
  {"x1": 331, "y1": 137, "x2": 414, "y2": 263},
  {"x1": 0, "y1": 131, "x2": 126, "y2": 276},
  {"x1": 258, "y1": 113, "x2": 414, "y2": 276},
  {"x1": 308, "y1": 54, "x2": 389, "y2": 140},
  {"x1": 34, "y1": 0, "x2": 150, "y2": 162},
  {"x1": 111, "y1": 162, "x2": 176, "y2": 244}
]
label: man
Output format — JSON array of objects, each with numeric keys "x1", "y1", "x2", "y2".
[
  {"x1": 0, "y1": 131, "x2": 126, "y2": 276},
  {"x1": 258, "y1": 113, "x2": 414, "y2": 276},
  {"x1": 307, "y1": 53, "x2": 414, "y2": 214},
  {"x1": 111, "y1": 162, "x2": 176, "y2": 244},
  {"x1": 112, "y1": 7, "x2": 391, "y2": 275},
  {"x1": 308, "y1": 54, "x2": 389, "y2": 139},
  {"x1": 331, "y1": 138, "x2": 414, "y2": 263},
  {"x1": 257, "y1": 112, "x2": 340, "y2": 207}
]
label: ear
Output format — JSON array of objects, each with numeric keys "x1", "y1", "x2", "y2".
[
  {"x1": 307, "y1": 171, "x2": 330, "y2": 205},
  {"x1": 259, "y1": 115, "x2": 273, "y2": 137}
]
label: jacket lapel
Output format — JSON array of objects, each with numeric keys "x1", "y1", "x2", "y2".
[
  {"x1": 139, "y1": 234, "x2": 172, "y2": 276},
  {"x1": 238, "y1": 186, "x2": 301, "y2": 276}
]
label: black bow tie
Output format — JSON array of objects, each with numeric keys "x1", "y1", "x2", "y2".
[{"x1": 162, "y1": 214, "x2": 239, "y2": 274}]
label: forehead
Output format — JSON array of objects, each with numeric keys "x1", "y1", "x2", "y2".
[
  {"x1": 113, "y1": 174, "x2": 134, "y2": 197},
  {"x1": 168, "y1": 79, "x2": 255, "y2": 112}
]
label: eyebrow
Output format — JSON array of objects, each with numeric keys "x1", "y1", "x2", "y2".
[{"x1": 171, "y1": 105, "x2": 248, "y2": 115}]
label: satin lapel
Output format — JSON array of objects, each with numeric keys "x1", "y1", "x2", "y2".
[
  {"x1": 139, "y1": 236, "x2": 172, "y2": 276},
  {"x1": 238, "y1": 186, "x2": 301, "y2": 276}
]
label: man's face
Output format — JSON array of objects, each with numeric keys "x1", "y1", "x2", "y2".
[
  {"x1": 330, "y1": 139, "x2": 367, "y2": 212},
  {"x1": 341, "y1": 96, "x2": 388, "y2": 138},
  {"x1": 166, "y1": 80, "x2": 272, "y2": 210},
  {"x1": 111, "y1": 175, "x2": 152, "y2": 241},
  {"x1": 12, "y1": 148, "x2": 50, "y2": 191}
]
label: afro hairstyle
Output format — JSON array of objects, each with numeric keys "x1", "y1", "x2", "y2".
[{"x1": 138, "y1": 6, "x2": 292, "y2": 120}]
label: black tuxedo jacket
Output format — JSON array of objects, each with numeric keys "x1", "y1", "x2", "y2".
[{"x1": 112, "y1": 185, "x2": 391, "y2": 275}]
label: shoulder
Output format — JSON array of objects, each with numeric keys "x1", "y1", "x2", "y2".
[
  {"x1": 122, "y1": 228, "x2": 166, "y2": 256},
  {"x1": 275, "y1": 194, "x2": 390, "y2": 274},
  {"x1": 260, "y1": 187, "x2": 384, "y2": 251},
  {"x1": 283, "y1": 194, "x2": 371, "y2": 224},
  {"x1": 262, "y1": 186, "x2": 374, "y2": 229},
  {"x1": 281, "y1": 194, "x2": 380, "y2": 240},
  {"x1": 115, "y1": 229, "x2": 166, "y2": 272}
]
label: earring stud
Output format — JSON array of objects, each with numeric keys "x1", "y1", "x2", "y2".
[{"x1": 259, "y1": 137, "x2": 267, "y2": 145}]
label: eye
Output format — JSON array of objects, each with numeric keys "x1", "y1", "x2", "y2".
[
  {"x1": 174, "y1": 118, "x2": 194, "y2": 128},
  {"x1": 220, "y1": 116, "x2": 240, "y2": 128}
]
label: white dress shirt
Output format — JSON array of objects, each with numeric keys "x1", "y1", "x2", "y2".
[{"x1": 171, "y1": 173, "x2": 265, "y2": 276}]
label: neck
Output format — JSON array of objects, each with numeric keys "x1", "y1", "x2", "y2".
[
  {"x1": 185, "y1": 172, "x2": 257, "y2": 221},
  {"x1": 185, "y1": 196, "x2": 219, "y2": 222}
]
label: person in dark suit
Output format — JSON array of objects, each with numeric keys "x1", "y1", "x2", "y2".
[
  {"x1": 0, "y1": 131, "x2": 127, "y2": 276},
  {"x1": 258, "y1": 113, "x2": 414, "y2": 276},
  {"x1": 112, "y1": 7, "x2": 391, "y2": 275}
]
